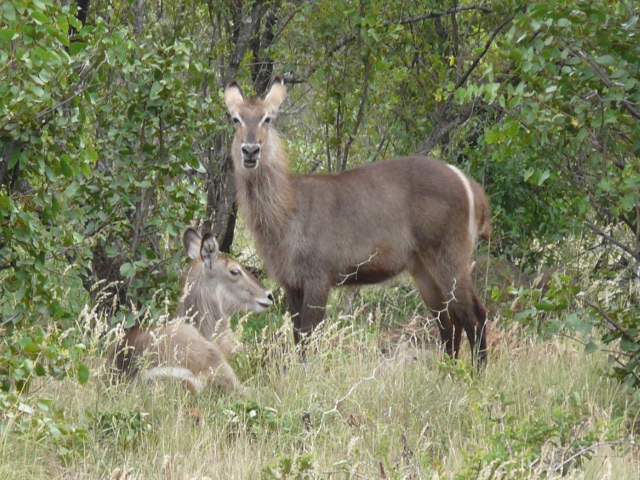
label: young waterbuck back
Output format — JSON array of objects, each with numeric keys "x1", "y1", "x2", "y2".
[
  {"x1": 224, "y1": 79, "x2": 491, "y2": 366},
  {"x1": 105, "y1": 228, "x2": 274, "y2": 394}
]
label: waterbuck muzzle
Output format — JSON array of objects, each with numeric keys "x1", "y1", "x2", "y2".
[{"x1": 241, "y1": 143, "x2": 260, "y2": 169}]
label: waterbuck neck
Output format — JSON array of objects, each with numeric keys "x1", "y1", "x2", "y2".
[
  {"x1": 180, "y1": 263, "x2": 225, "y2": 325},
  {"x1": 234, "y1": 131, "x2": 297, "y2": 236}
]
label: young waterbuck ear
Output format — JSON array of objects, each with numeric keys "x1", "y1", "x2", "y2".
[
  {"x1": 200, "y1": 233, "x2": 220, "y2": 270},
  {"x1": 224, "y1": 82, "x2": 244, "y2": 113},
  {"x1": 263, "y1": 77, "x2": 286, "y2": 114},
  {"x1": 183, "y1": 228, "x2": 203, "y2": 260}
]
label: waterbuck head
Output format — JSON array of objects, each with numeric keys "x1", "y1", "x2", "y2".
[
  {"x1": 224, "y1": 78, "x2": 286, "y2": 170},
  {"x1": 181, "y1": 228, "x2": 274, "y2": 332}
]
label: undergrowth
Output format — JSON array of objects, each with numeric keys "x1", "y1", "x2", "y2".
[{"x1": 1, "y1": 293, "x2": 639, "y2": 479}]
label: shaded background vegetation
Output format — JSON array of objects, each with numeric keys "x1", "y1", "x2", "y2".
[{"x1": 1, "y1": 0, "x2": 639, "y2": 469}]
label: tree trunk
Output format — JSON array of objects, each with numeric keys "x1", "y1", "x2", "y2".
[{"x1": 204, "y1": 2, "x2": 278, "y2": 252}]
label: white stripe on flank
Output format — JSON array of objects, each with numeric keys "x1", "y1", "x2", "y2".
[
  {"x1": 140, "y1": 367, "x2": 204, "y2": 394},
  {"x1": 447, "y1": 164, "x2": 477, "y2": 244}
]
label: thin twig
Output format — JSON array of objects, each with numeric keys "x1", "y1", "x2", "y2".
[{"x1": 553, "y1": 441, "x2": 640, "y2": 474}]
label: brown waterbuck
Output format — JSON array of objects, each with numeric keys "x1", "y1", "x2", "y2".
[
  {"x1": 104, "y1": 228, "x2": 274, "y2": 394},
  {"x1": 224, "y1": 79, "x2": 491, "y2": 366}
]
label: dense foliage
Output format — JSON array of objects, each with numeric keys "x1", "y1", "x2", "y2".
[{"x1": 1, "y1": 0, "x2": 639, "y2": 460}]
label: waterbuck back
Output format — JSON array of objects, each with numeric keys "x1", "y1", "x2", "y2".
[
  {"x1": 104, "y1": 228, "x2": 274, "y2": 394},
  {"x1": 225, "y1": 79, "x2": 490, "y2": 367}
]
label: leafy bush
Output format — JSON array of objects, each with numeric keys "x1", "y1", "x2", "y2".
[{"x1": 0, "y1": 324, "x2": 89, "y2": 447}]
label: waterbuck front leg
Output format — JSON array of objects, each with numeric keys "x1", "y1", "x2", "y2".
[
  {"x1": 284, "y1": 286, "x2": 304, "y2": 344},
  {"x1": 288, "y1": 281, "x2": 331, "y2": 347}
]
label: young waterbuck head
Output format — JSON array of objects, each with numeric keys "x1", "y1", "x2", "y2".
[
  {"x1": 224, "y1": 78, "x2": 286, "y2": 170},
  {"x1": 104, "y1": 228, "x2": 275, "y2": 395},
  {"x1": 181, "y1": 228, "x2": 274, "y2": 339}
]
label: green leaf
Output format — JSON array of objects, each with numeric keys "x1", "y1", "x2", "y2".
[
  {"x1": 7, "y1": 149, "x2": 21, "y2": 169},
  {"x1": 87, "y1": 146, "x2": 98, "y2": 163},
  {"x1": 69, "y1": 42, "x2": 87, "y2": 56},
  {"x1": 31, "y1": 85, "x2": 45, "y2": 98},
  {"x1": 537, "y1": 169, "x2": 550, "y2": 186},
  {"x1": 536, "y1": 300, "x2": 556, "y2": 312},
  {"x1": 595, "y1": 55, "x2": 615, "y2": 66},
  {"x1": 621, "y1": 194, "x2": 636, "y2": 212},
  {"x1": 60, "y1": 157, "x2": 73, "y2": 177},
  {"x1": 22, "y1": 342, "x2": 41, "y2": 354},
  {"x1": 77, "y1": 364, "x2": 90, "y2": 385},
  {"x1": 485, "y1": 129, "x2": 499, "y2": 144},
  {"x1": 620, "y1": 337, "x2": 640, "y2": 353},
  {"x1": 584, "y1": 342, "x2": 599, "y2": 355},
  {"x1": 120, "y1": 263, "x2": 135, "y2": 278},
  {"x1": 30, "y1": 10, "x2": 50, "y2": 25},
  {"x1": 491, "y1": 287, "x2": 502, "y2": 302},
  {"x1": 0, "y1": 29, "x2": 16, "y2": 41},
  {"x1": 0, "y1": 196, "x2": 12, "y2": 215},
  {"x1": 149, "y1": 81, "x2": 163, "y2": 99}
]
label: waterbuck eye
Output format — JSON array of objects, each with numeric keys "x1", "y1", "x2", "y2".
[
  {"x1": 263, "y1": 116, "x2": 272, "y2": 124},
  {"x1": 232, "y1": 117, "x2": 241, "y2": 125},
  {"x1": 230, "y1": 268, "x2": 241, "y2": 276}
]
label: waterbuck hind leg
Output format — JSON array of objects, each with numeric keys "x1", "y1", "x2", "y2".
[
  {"x1": 445, "y1": 274, "x2": 487, "y2": 368},
  {"x1": 453, "y1": 326, "x2": 463, "y2": 360},
  {"x1": 412, "y1": 258, "x2": 487, "y2": 368},
  {"x1": 472, "y1": 292, "x2": 488, "y2": 366},
  {"x1": 409, "y1": 265, "x2": 456, "y2": 358}
]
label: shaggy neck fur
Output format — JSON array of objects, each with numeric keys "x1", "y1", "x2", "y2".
[{"x1": 234, "y1": 130, "x2": 297, "y2": 242}]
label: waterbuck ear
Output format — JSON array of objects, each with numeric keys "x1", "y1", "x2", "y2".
[
  {"x1": 183, "y1": 228, "x2": 203, "y2": 260},
  {"x1": 200, "y1": 233, "x2": 220, "y2": 269},
  {"x1": 263, "y1": 77, "x2": 286, "y2": 114},
  {"x1": 224, "y1": 82, "x2": 244, "y2": 113}
]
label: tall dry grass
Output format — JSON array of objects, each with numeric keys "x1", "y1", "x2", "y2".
[{"x1": 1, "y1": 296, "x2": 639, "y2": 480}]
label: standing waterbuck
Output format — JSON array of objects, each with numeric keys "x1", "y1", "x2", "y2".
[
  {"x1": 224, "y1": 79, "x2": 491, "y2": 366},
  {"x1": 104, "y1": 228, "x2": 274, "y2": 394}
]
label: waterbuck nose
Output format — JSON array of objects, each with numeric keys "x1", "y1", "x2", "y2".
[
  {"x1": 241, "y1": 144, "x2": 260, "y2": 158},
  {"x1": 266, "y1": 291, "x2": 274, "y2": 303}
]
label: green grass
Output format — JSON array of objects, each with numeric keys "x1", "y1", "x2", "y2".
[{"x1": 1, "y1": 300, "x2": 639, "y2": 480}]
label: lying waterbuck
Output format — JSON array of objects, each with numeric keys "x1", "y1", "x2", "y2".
[
  {"x1": 224, "y1": 79, "x2": 491, "y2": 366},
  {"x1": 104, "y1": 228, "x2": 274, "y2": 394}
]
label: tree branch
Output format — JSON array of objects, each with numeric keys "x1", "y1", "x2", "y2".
[
  {"x1": 574, "y1": 50, "x2": 640, "y2": 121},
  {"x1": 287, "y1": 5, "x2": 494, "y2": 84},
  {"x1": 340, "y1": 55, "x2": 372, "y2": 171},
  {"x1": 584, "y1": 220, "x2": 640, "y2": 261},
  {"x1": 449, "y1": 13, "x2": 516, "y2": 97},
  {"x1": 331, "y1": 5, "x2": 493, "y2": 57},
  {"x1": 414, "y1": 100, "x2": 480, "y2": 156},
  {"x1": 583, "y1": 299, "x2": 637, "y2": 345},
  {"x1": 224, "y1": 3, "x2": 269, "y2": 85}
]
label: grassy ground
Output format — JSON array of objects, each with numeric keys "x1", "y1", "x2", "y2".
[{"x1": 1, "y1": 288, "x2": 639, "y2": 480}]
